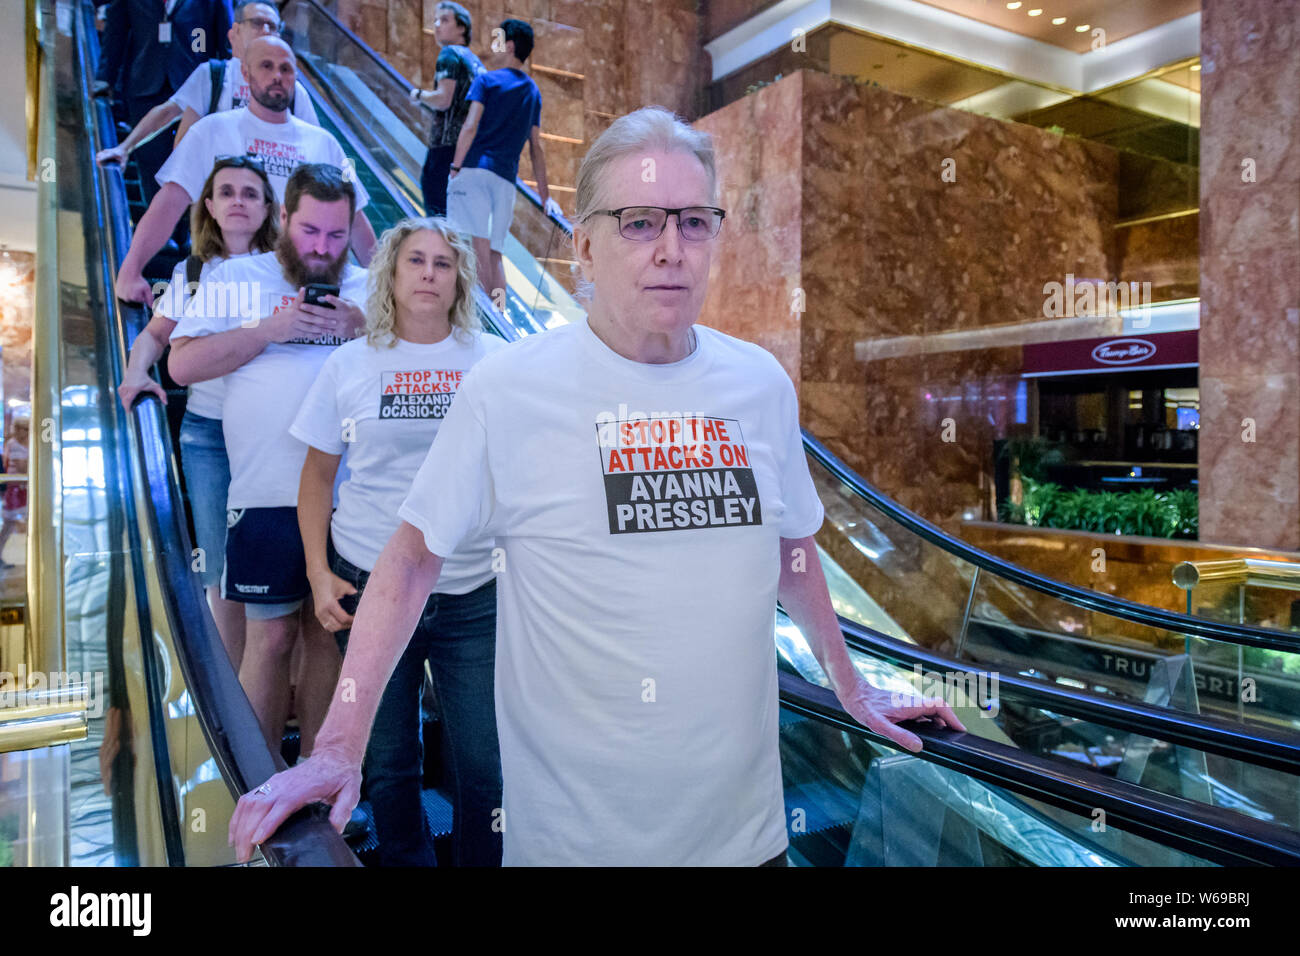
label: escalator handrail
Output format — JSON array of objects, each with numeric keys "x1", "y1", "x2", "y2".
[
  {"x1": 84, "y1": 6, "x2": 358, "y2": 868},
  {"x1": 805, "y1": 431, "x2": 1300, "y2": 653},
  {"x1": 779, "y1": 670, "x2": 1300, "y2": 866},
  {"x1": 837, "y1": 615, "x2": 1300, "y2": 776},
  {"x1": 284, "y1": 0, "x2": 574, "y2": 235}
]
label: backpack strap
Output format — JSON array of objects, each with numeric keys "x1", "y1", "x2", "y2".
[
  {"x1": 184, "y1": 255, "x2": 203, "y2": 297},
  {"x1": 208, "y1": 59, "x2": 226, "y2": 115}
]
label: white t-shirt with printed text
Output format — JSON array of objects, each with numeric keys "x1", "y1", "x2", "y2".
[
  {"x1": 290, "y1": 330, "x2": 506, "y2": 589},
  {"x1": 154, "y1": 254, "x2": 248, "y2": 420},
  {"x1": 168, "y1": 58, "x2": 320, "y2": 125},
  {"x1": 156, "y1": 108, "x2": 369, "y2": 210},
  {"x1": 398, "y1": 318, "x2": 825, "y2": 866},
  {"x1": 170, "y1": 250, "x2": 369, "y2": 510}
]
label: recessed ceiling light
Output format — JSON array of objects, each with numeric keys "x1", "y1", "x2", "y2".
[
  {"x1": 1190, "y1": 63, "x2": 1201, "y2": 71},
  {"x1": 1028, "y1": 8, "x2": 1043, "y2": 16},
  {"x1": 1006, "y1": 2, "x2": 1022, "y2": 9},
  {"x1": 1052, "y1": 16, "x2": 1067, "y2": 25},
  {"x1": 1075, "y1": 23, "x2": 1090, "y2": 32}
]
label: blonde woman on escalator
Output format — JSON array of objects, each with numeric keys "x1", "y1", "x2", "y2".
[{"x1": 290, "y1": 217, "x2": 504, "y2": 866}]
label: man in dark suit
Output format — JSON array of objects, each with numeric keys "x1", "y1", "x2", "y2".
[{"x1": 97, "y1": 0, "x2": 234, "y2": 204}]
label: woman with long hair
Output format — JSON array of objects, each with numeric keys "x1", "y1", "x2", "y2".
[
  {"x1": 291, "y1": 217, "x2": 504, "y2": 866},
  {"x1": 118, "y1": 155, "x2": 279, "y2": 667}
]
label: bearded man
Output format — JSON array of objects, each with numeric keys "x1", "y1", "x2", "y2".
[
  {"x1": 115, "y1": 35, "x2": 378, "y2": 305},
  {"x1": 168, "y1": 162, "x2": 369, "y2": 758}
]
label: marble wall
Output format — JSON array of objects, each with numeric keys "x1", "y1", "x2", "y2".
[
  {"x1": 326, "y1": 0, "x2": 712, "y2": 220},
  {"x1": 1197, "y1": 0, "x2": 1300, "y2": 550},
  {"x1": 697, "y1": 70, "x2": 1120, "y2": 530}
]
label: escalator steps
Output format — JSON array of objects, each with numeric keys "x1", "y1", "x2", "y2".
[{"x1": 348, "y1": 787, "x2": 455, "y2": 866}]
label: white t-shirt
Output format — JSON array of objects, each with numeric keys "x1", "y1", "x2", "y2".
[
  {"x1": 155, "y1": 255, "x2": 247, "y2": 420},
  {"x1": 168, "y1": 58, "x2": 320, "y2": 126},
  {"x1": 156, "y1": 108, "x2": 369, "y2": 210},
  {"x1": 170, "y1": 251, "x2": 370, "y2": 510},
  {"x1": 290, "y1": 330, "x2": 506, "y2": 588},
  {"x1": 398, "y1": 319, "x2": 825, "y2": 866}
]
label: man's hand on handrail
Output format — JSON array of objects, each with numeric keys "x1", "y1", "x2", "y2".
[{"x1": 228, "y1": 749, "x2": 361, "y2": 863}]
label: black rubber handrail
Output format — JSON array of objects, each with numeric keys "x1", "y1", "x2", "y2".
[
  {"x1": 284, "y1": 0, "x2": 574, "y2": 235},
  {"x1": 780, "y1": 671, "x2": 1300, "y2": 866},
  {"x1": 837, "y1": 615, "x2": 1300, "y2": 776},
  {"x1": 82, "y1": 0, "x2": 358, "y2": 867},
  {"x1": 805, "y1": 432, "x2": 1300, "y2": 653}
]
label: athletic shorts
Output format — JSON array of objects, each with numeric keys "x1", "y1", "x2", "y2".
[
  {"x1": 446, "y1": 166, "x2": 515, "y2": 253},
  {"x1": 223, "y1": 506, "x2": 309, "y2": 619}
]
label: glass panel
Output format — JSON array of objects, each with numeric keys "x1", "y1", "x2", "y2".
[
  {"x1": 42, "y1": 3, "x2": 240, "y2": 865},
  {"x1": 281, "y1": 0, "x2": 585, "y2": 328}
]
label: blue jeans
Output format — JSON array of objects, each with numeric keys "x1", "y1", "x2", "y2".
[
  {"x1": 421, "y1": 144, "x2": 456, "y2": 216},
  {"x1": 330, "y1": 541, "x2": 502, "y2": 867},
  {"x1": 177, "y1": 411, "x2": 230, "y2": 589}
]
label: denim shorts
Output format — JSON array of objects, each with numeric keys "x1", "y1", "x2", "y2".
[{"x1": 178, "y1": 410, "x2": 231, "y2": 589}]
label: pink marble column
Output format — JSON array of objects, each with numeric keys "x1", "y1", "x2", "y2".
[{"x1": 1197, "y1": 0, "x2": 1300, "y2": 548}]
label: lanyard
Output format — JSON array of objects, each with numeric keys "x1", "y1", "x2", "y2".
[{"x1": 159, "y1": 0, "x2": 178, "y2": 43}]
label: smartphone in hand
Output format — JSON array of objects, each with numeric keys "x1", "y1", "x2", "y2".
[{"x1": 304, "y1": 283, "x2": 341, "y2": 308}]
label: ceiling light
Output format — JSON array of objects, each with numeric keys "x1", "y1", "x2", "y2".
[
  {"x1": 1006, "y1": 2, "x2": 1022, "y2": 9},
  {"x1": 1052, "y1": 16, "x2": 1067, "y2": 25},
  {"x1": 1028, "y1": 8, "x2": 1043, "y2": 16},
  {"x1": 1076, "y1": 23, "x2": 1090, "y2": 32},
  {"x1": 1190, "y1": 63, "x2": 1202, "y2": 71}
]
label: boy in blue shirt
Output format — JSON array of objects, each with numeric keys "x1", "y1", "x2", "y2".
[{"x1": 447, "y1": 19, "x2": 561, "y2": 295}]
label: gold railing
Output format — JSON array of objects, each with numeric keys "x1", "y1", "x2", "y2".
[
  {"x1": 1172, "y1": 558, "x2": 1300, "y2": 593},
  {"x1": 0, "y1": 684, "x2": 89, "y2": 753},
  {"x1": 6, "y1": 0, "x2": 76, "y2": 753}
]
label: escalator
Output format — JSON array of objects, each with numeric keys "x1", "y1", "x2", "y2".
[
  {"x1": 11, "y1": 0, "x2": 1294, "y2": 869},
  {"x1": 1, "y1": 0, "x2": 355, "y2": 867},
  {"x1": 280, "y1": 0, "x2": 1300, "y2": 864}
]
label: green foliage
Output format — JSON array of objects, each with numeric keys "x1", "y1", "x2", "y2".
[
  {"x1": 1005, "y1": 478, "x2": 1197, "y2": 540},
  {"x1": 999, "y1": 436, "x2": 1066, "y2": 482},
  {"x1": 0, "y1": 817, "x2": 13, "y2": 867}
]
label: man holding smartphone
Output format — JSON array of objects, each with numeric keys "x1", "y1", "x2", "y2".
[{"x1": 167, "y1": 164, "x2": 369, "y2": 760}]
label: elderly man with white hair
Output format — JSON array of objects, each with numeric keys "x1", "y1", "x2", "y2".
[{"x1": 230, "y1": 106, "x2": 963, "y2": 866}]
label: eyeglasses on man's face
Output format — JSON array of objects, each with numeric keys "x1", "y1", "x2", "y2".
[
  {"x1": 588, "y1": 206, "x2": 726, "y2": 242},
  {"x1": 237, "y1": 15, "x2": 281, "y2": 33}
]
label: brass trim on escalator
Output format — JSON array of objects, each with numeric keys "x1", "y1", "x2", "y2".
[
  {"x1": 1173, "y1": 558, "x2": 1300, "y2": 593},
  {"x1": 0, "y1": 685, "x2": 89, "y2": 753},
  {"x1": 25, "y1": 0, "x2": 65, "y2": 691}
]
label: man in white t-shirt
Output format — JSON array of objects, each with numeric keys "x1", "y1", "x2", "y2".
[
  {"x1": 115, "y1": 35, "x2": 377, "y2": 306},
  {"x1": 94, "y1": 1, "x2": 317, "y2": 170},
  {"x1": 168, "y1": 163, "x2": 369, "y2": 758},
  {"x1": 230, "y1": 108, "x2": 964, "y2": 866}
]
